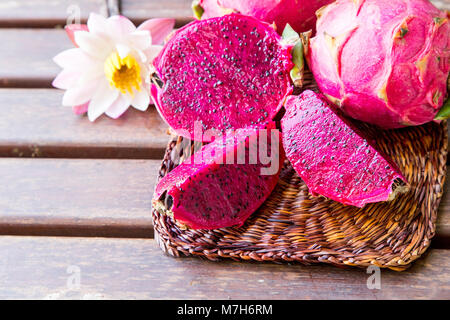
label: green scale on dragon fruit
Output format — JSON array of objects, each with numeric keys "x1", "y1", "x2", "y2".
[
  {"x1": 308, "y1": 0, "x2": 450, "y2": 129},
  {"x1": 153, "y1": 125, "x2": 284, "y2": 230},
  {"x1": 281, "y1": 91, "x2": 409, "y2": 208},
  {"x1": 192, "y1": 0, "x2": 335, "y2": 35},
  {"x1": 151, "y1": 13, "x2": 295, "y2": 142}
]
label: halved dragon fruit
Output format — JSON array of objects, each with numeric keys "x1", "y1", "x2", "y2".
[
  {"x1": 192, "y1": 0, "x2": 334, "y2": 34},
  {"x1": 151, "y1": 13, "x2": 294, "y2": 142},
  {"x1": 308, "y1": 0, "x2": 450, "y2": 129},
  {"x1": 281, "y1": 91, "x2": 408, "y2": 207},
  {"x1": 153, "y1": 126, "x2": 284, "y2": 229}
]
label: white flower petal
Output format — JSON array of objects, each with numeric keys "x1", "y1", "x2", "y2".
[
  {"x1": 116, "y1": 43, "x2": 131, "y2": 58},
  {"x1": 87, "y1": 13, "x2": 108, "y2": 35},
  {"x1": 133, "y1": 48, "x2": 148, "y2": 64},
  {"x1": 131, "y1": 89, "x2": 150, "y2": 111},
  {"x1": 65, "y1": 24, "x2": 89, "y2": 46},
  {"x1": 53, "y1": 48, "x2": 92, "y2": 69},
  {"x1": 87, "y1": 81, "x2": 119, "y2": 121},
  {"x1": 74, "y1": 31, "x2": 112, "y2": 59},
  {"x1": 79, "y1": 64, "x2": 106, "y2": 83},
  {"x1": 127, "y1": 31, "x2": 152, "y2": 51},
  {"x1": 62, "y1": 83, "x2": 98, "y2": 107},
  {"x1": 53, "y1": 68, "x2": 82, "y2": 89},
  {"x1": 106, "y1": 16, "x2": 136, "y2": 40},
  {"x1": 105, "y1": 95, "x2": 132, "y2": 119}
]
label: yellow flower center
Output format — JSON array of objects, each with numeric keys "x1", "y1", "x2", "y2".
[{"x1": 104, "y1": 52, "x2": 142, "y2": 95}]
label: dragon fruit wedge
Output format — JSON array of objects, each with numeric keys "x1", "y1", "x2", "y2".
[
  {"x1": 152, "y1": 126, "x2": 284, "y2": 230},
  {"x1": 281, "y1": 91, "x2": 408, "y2": 208},
  {"x1": 192, "y1": 0, "x2": 334, "y2": 34},
  {"x1": 308, "y1": 0, "x2": 450, "y2": 129},
  {"x1": 151, "y1": 13, "x2": 295, "y2": 142}
]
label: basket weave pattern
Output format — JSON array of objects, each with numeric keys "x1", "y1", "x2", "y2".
[{"x1": 152, "y1": 73, "x2": 448, "y2": 271}]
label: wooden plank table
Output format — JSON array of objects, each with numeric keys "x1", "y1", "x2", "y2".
[{"x1": 0, "y1": 0, "x2": 449, "y2": 300}]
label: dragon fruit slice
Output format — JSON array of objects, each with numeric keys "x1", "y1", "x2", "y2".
[
  {"x1": 308, "y1": 0, "x2": 450, "y2": 129},
  {"x1": 192, "y1": 0, "x2": 334, "y2": 34},
  {"x1": 281, "y1": 91, "x2": 408, "y2": 208},
  {"x1": 153, "y1": 126, "x2": 284, "y2": 229},
  {"x1": 151, "y1": 13, "x2": 294, "y2": 142}
]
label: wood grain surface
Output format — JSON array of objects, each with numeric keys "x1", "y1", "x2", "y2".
[
  {"x1": 122, "y1": 0, "x2": 194, "y2": 26},
  {"x1": 0, "y1": 236, "x2": 448, "y2": 299},
  {"x1": 0, "y1": 0, "x2": 107, "y2": 27},
  {"x1": 0, "y1": 29, "x2": 71, "y2": 87},
  {"x1": 0, "y1": 89, "x2": 169, "y2": 158},
  {"x1": 0, "y1": 158, "x2": 160, "y2": 238}
]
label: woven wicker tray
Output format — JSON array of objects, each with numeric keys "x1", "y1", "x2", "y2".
[{"x1": 152, "y1": 74, "x2": 448, "y2": 271}]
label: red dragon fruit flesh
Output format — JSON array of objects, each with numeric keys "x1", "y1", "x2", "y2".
[
  {"x1": 281, "y1": 91, "x2": 409, "y2": 208},
  {"x1": 151, "y1": 13, "x2": 294, "y2": 142},
  {"x1": 152, "y1": 126, "x2": 284, "y2": 230},
  {"x1": 308, "y1": 0, "x2": 450, "y2": 129},
  {"x1": 192, "y1": 0, "x2": 334, "y2": 34}
]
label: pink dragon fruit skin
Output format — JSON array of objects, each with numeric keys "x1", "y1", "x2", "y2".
[
  {"x1": 308, "y1": 0, "x2": 450, "y2": 129},
  {"x1": 153, "y1": 126, "x2": 284, "y2": 230},
  {"x1": 151, "y1": 13, "x2": 293, "y2": 142},
  {"x1": 281, "y1": 91, "x2": 408, "y2": 208},
  {"x1": 193, "y1": 0, "x2": 334, "y2": 34}
]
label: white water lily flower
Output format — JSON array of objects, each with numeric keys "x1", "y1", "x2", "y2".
[{"x1": 53, "y1": 13, "x2": 175, "y2": 121}]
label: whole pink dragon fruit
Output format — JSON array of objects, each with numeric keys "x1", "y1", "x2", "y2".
[
  {"x1": 308, "y1": 0, "x2": 450, "y2": 129},
  {"x1": 151, "y1": 14, "x2": 295, "y2": 142},
  {"x1": 153, "y1": 126, "x2": 284, "y2": 229},
  {"x1": 281, "y1": 91, "x2": 408, "y2": 207},
  {"x1": 192, "y1": 0, "x2": 334, "y2": 34}
]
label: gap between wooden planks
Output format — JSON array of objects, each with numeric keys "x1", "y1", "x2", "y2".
[
  {"x1": 0, "y1": 157, "x2": 448, "y2": 247},
  {"x1": 0, "y1": 236, "x2": 448, "y2": 299}
]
